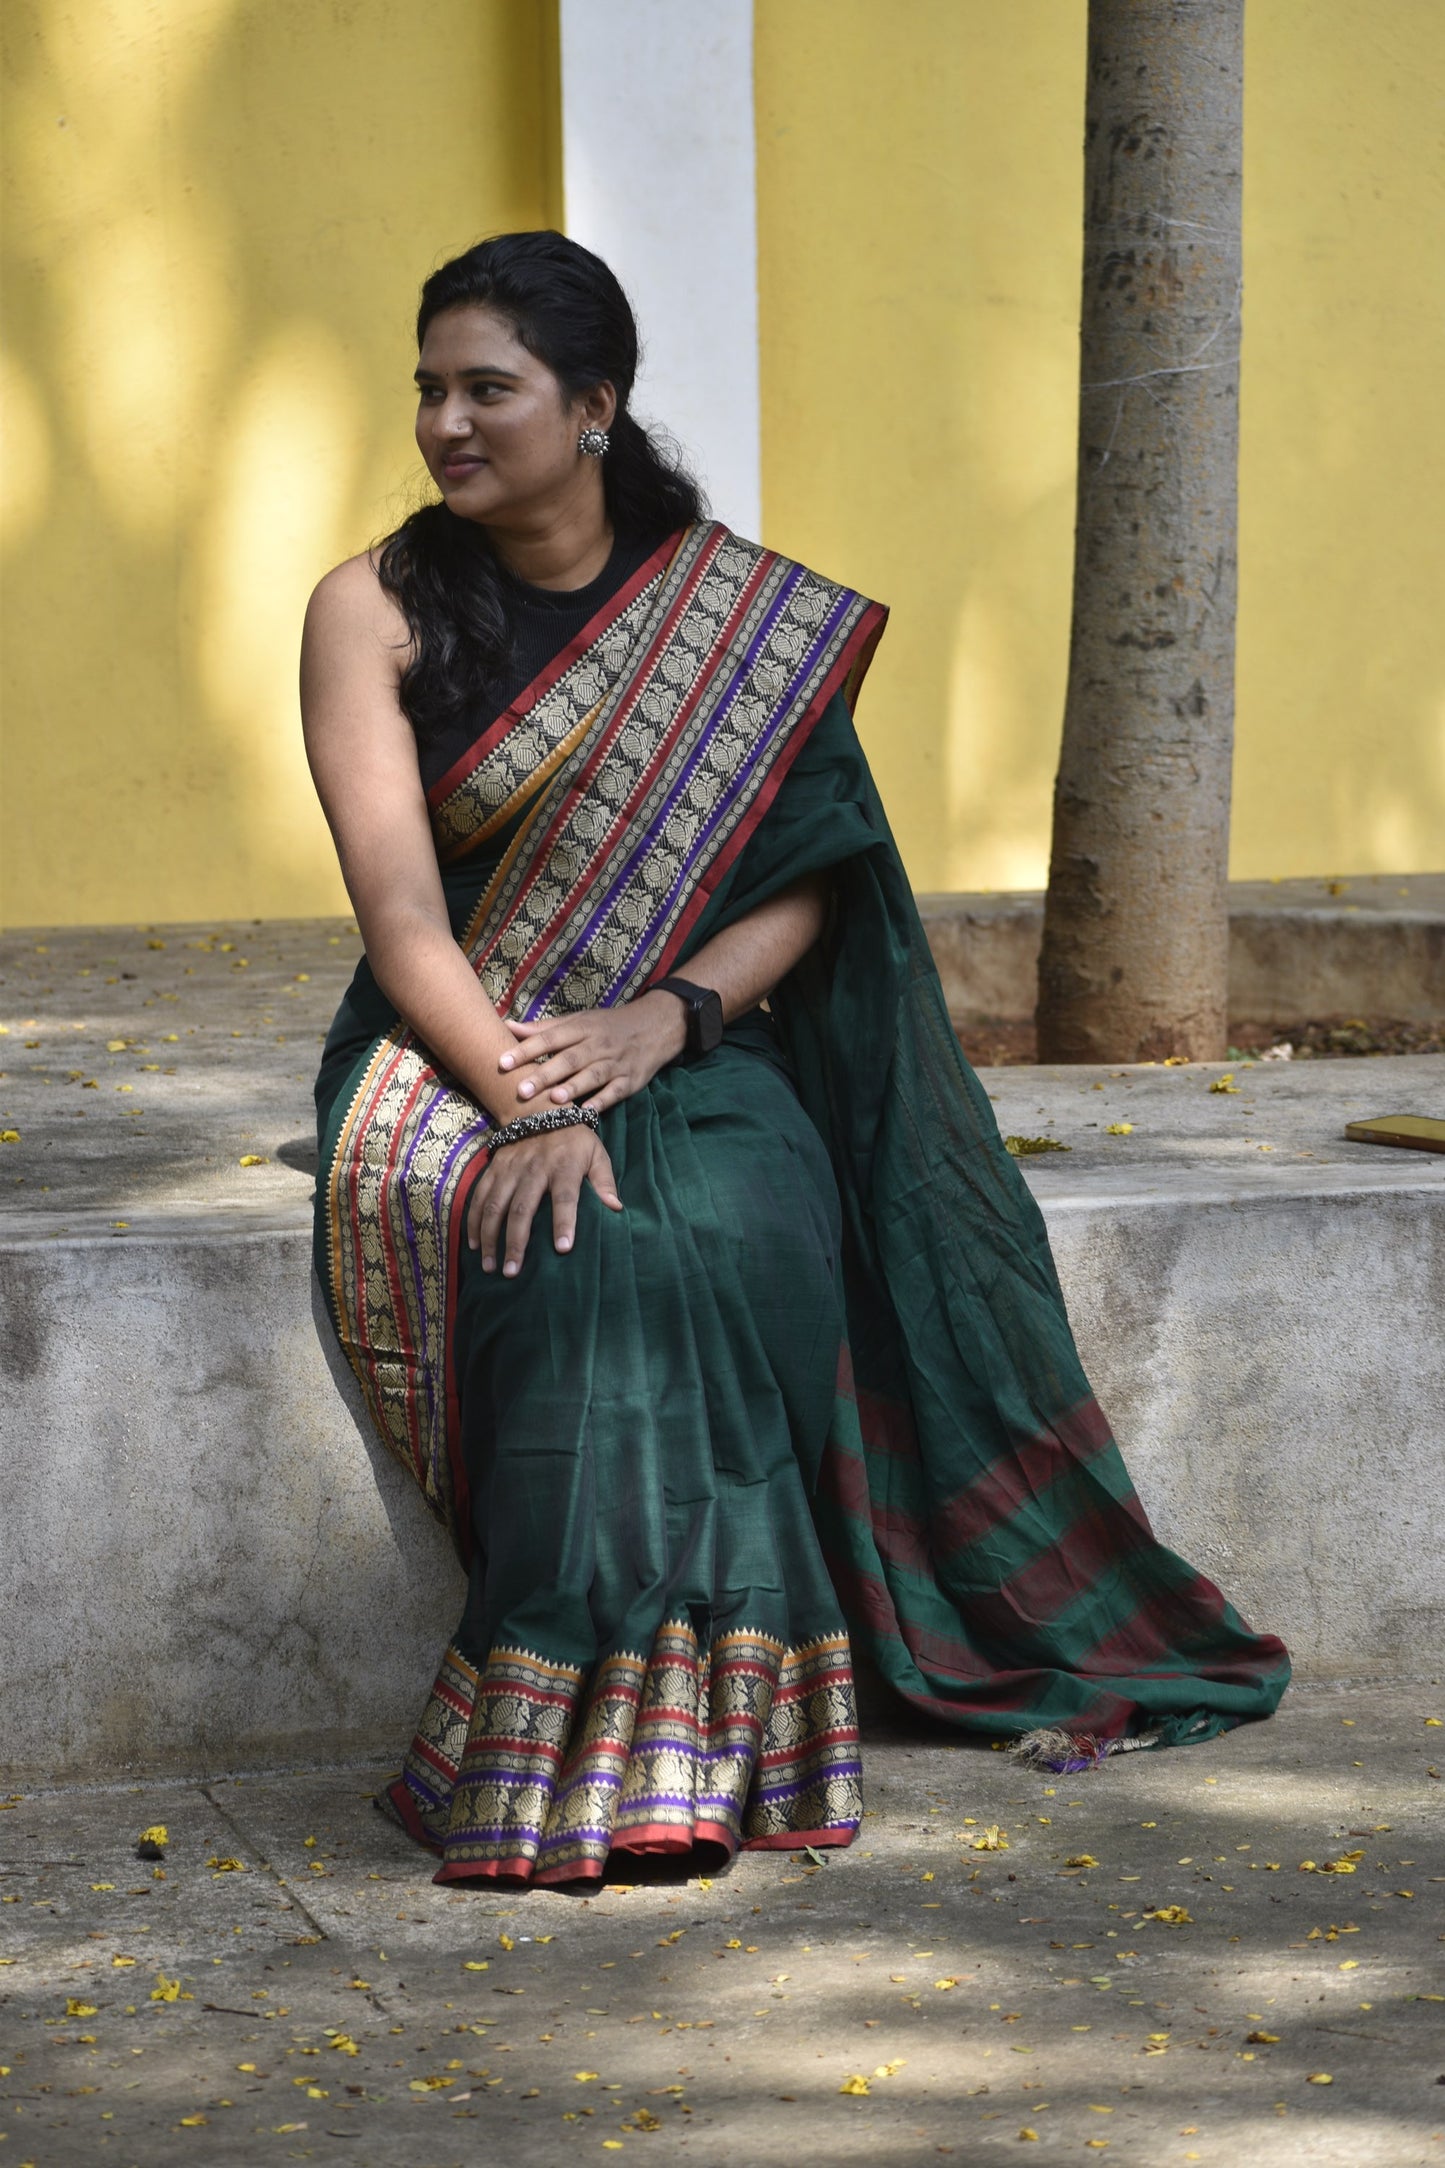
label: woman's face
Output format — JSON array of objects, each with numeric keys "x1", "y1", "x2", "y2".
[{"x1": 413, "y1": 303, "x2": 615, "y2": 531}]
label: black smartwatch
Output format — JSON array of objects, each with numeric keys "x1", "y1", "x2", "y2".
[{"x1": 648, "y1": 976, "x2": 724, "y2": 1059}]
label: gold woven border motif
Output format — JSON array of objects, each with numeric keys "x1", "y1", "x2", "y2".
[
  {"x1": 429, "y1": 572, "x2": 667, "y2": 858},
  {"x1": 405, "y1": 1623, "x2": 861, "y2": 1882}
]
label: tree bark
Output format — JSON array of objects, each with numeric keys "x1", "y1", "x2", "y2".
[{"x1": 1037, "y1": 0, "x2": 1244, "y2": 1064}]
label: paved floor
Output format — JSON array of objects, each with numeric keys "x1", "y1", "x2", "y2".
[{"x1": 2, "y1": 1684, "x2": 1441, "y2": 2168}]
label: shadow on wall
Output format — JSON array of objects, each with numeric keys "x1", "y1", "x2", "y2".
[{"x1": 0, "y1": 0, "x2": 556, "y2": 928}]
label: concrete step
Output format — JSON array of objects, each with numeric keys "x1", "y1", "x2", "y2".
[
  {"x1": 919, "y1": 871, "x2": 1445, "y2": 1039},
  {"x1": 2, "y1": 921, "x2": 1442, "y2": 1780}
]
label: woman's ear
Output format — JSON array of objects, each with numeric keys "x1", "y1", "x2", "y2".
[{"x1": 581, "y1": 379, "x2": 618, "y2": 434}]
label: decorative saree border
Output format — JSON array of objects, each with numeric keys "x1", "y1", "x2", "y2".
[
  {"x1": 378, "y1": 1623, "x2": 861, "y2": 1885},
  {"x1": 326, "y1": 522, "x2": 887, "y2": 1555},
  {"x1": 426, "y1": 530, "x2": 683, "y2": 862}
]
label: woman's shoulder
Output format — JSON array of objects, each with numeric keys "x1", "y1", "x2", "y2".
[{"x1": 305, "y1": 549, "x2": 409, "y2": 655}]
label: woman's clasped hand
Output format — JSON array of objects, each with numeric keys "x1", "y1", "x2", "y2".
[
  {"x1": 465, "y1": 991, "x2": 689, "y2": 1273},
  {"x1": 499, "y1": 988, "x2": 689, "y2": 1113}
]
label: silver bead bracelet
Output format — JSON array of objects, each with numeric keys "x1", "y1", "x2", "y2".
[{"x1": 486, "y1": 1104, "x2": 600, "y2": 1153}]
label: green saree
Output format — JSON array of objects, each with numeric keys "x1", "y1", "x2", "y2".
[{"x1": 314, "y1": 521, "x2": 1288, "y2": 1888}]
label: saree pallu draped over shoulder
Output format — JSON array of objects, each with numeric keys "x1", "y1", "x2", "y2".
[{"x1": 316, "y1": 519, "x2": 1289, "y2": 1887}]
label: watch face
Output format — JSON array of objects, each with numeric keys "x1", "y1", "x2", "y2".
[{"x1": 696, "y1": 989, "x2": 724, "y2": 1054}]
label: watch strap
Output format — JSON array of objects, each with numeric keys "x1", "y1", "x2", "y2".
[{"x1": 648, "y1": 977, "x2": 721, "y2": 1058}]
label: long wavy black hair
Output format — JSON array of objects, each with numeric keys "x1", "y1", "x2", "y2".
[{"x1": 377, "y1": 231, "x2": 705, "y2": 744}]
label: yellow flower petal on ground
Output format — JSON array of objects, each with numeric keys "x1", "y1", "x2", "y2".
[
  {"x1": 1208, "y1": 1074, "x2": 1240, "y2": 1093},
  {"x1": 839, "y1": 2074, "x2": 871, "y2": 2095},
  {"x1": 1307, "y1": 2072, "x2": 1333, "y2": 2084},
  {"x1": 65, "y1": 1999, "x2": 98, "y2": 2017},
  {"x1": 409, "y1": 2076, "x2": 449, "y2": 2091},
  {"x1": 1019, "y1": 2130, "x2": 1039, "y2": 2141},
  {"x1": 138, "y1": 1825, "x2": 168, "y2": 1846},
  {"x1": 0, "y1": 1130, "x2": 20, "y2": 1144},
  {"x1": 1065, "y1": 1854, "x2": 1100, "y2": 1869},
  {"x1": 111, "y1": 1955, "x2": 135, "y2": 1967},
  {"x1": 463, "y1": 1960, "x2": 490, "y2": 1971},
  {"x1": 968, "y1": 1825, "x2": 1009, "y2": 1851},
  {"x1": 106, "y1": 1039, "x2": 127, "y2": 1053},
  {"x1": 1142, "y1": 1905, "x2": 1192, "y2": 1926},
  {"x1": 238, "y1": 1153, "x2": 267, "y2": 1167},
  {"x1": 91, "y1": 1883, "x2": 115, "y2": 1892},
  {"x1": 207, "y1": 1857, "x2": 246, "y2": 1873},
  {"x1": 1246, "y1": 2030, "x2": 1281, "y2": 2044},
  {"x1": 329, "y1": 2034, "x2": 359, "y2": 2054},
  {"x1": 178, "y1": 2113, "x2": 207, "y2": 2126},
  {"x1": 1104, "y1": 1121, "x2": 1133, "y2": 1134},
  {"x1": 151, "y1": 1976, "x2": 182, "y2": 2003},
  {"x1": 934, "y1": 1977, "x2": 959, "y2": 1991},
  {"x1": 574, "y1": 2070, "x2": 600, "y2": 2082},
  {"x1": 498, "y1": 1933, "x2": 515, "y2": 1951}
]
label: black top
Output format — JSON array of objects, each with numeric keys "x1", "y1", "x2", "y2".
[{"x1": 417, "y1": 529, "x2": 670, "y2": 793}]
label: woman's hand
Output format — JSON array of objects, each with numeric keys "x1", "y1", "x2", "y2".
[
  {"x1": 499, "y1": 993, "x2": 688, "y2": 1116},
  {"x1": 467, "y1": 1125, "x2": 623, "y2": 1276}
]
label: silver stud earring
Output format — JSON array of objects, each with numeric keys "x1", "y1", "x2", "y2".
[{"x1": 578, "y1": 425, "x2": 610, "y2": 458}]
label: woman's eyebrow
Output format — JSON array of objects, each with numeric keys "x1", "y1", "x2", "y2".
[{"x1": 413, "y1": 363, "x2": 524, "y2": 384}]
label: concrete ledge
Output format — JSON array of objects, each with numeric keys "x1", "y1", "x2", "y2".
[
  {"x1": 3, "y1": 923, "x2": 1442, "y2": 1779},
  {"x1": 918, "y1": 871, "x2": 1445, "y2": 1030}
]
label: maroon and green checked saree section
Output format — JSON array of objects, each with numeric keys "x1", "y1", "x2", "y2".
[{"x1": 315, "y1": 520, "x2": 1289, "y2": 1888}]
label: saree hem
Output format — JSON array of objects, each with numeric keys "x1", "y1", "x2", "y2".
[
  {"x1": 742, "y1": 1825, "x2": 857, "y2": 1853},
  {"x1": 383, "y1": 1627, "x2": 863, "y2": 1892}
]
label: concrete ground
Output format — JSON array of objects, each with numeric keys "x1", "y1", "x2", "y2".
[
  {"x1": 4, "y1": 921, "x2": 1442, "y2": 2164},
  {"x1": 3, "y1": 1685, "x2": 1442, "y2": 2168}
]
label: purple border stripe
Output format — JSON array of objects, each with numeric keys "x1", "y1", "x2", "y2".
[
  {"x1": 601, "y1": 587, "x2": 856, "y2": 1001},
  {"x1": 395, "y1": 1093, "x2": 475, "y2": 1445},
  {"x1": 525, "y1": 565, "x2": 811, "y2": 1016}
]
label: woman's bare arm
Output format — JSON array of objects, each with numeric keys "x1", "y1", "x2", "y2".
[{"x1": 299, "y1": 555, "x2": 534, "y2": 1126}]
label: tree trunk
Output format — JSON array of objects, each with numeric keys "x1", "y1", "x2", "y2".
[{"x1": 1036, "y1": 0, "x2": 1244, "y2": 1064}]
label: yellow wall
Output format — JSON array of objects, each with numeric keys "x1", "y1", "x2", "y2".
[
  {"x1": 1, "y1": 0, "x2": 558, "y2": 928},
  {"x1": 4, "y1": 0, "x2": 1442, "y2": 927},
  {"x1": 756, "y1": 0, "x2": 1445, "y2": 890}
]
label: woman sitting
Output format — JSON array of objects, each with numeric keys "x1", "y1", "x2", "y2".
[{"x1": 301, "y1": 230, "x2": 1288, "y2": 1888}]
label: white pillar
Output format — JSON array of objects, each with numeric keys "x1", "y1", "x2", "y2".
[{"x1": 558, "y1": 0, "x2": 761, "y2": 539}]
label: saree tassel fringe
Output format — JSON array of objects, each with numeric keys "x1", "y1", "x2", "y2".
[
  {"x1": 1011, "y1": 1727, "x2": 1163, "y2": 1775},
  {"x1": 377, "y1": 1623, "x2": 862, "y2": 1887}
]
